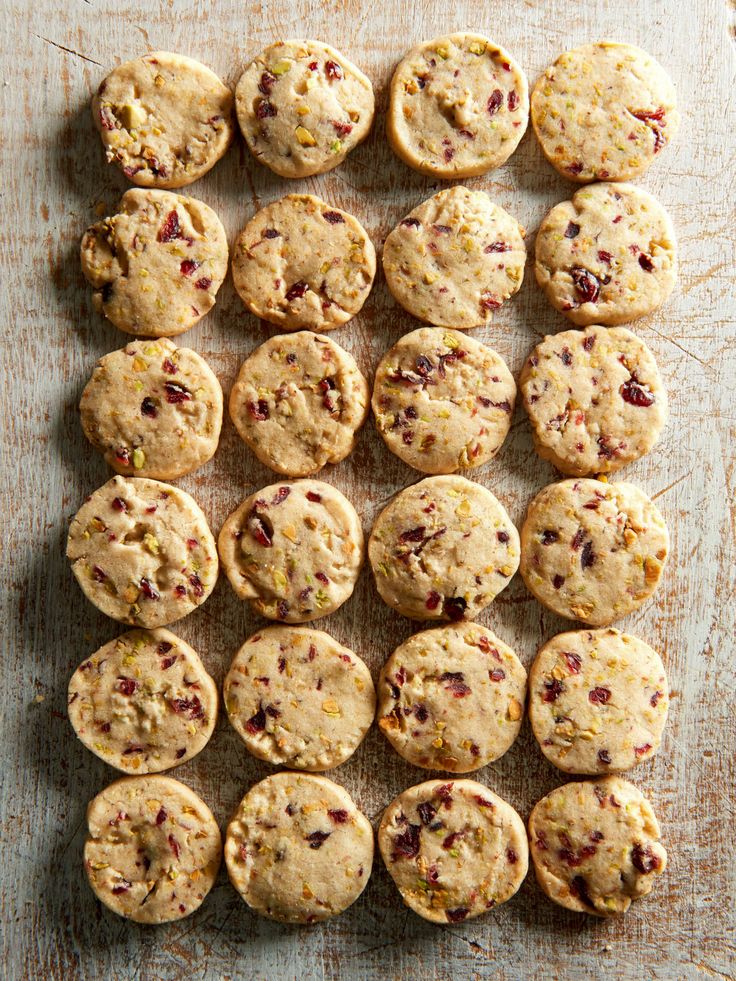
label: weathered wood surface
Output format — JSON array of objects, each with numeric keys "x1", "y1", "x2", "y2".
[{"x1": 1, "y1": 0, "x2": 735, "y2": 978}]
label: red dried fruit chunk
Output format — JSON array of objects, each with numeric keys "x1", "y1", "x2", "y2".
[
  {"x1": 598, "y1": 748, "x2": 612, "y2": 765},
  {"x1": 426, "y1": 590, "x2": 441, "y2": 610},
  {"x1": 560, "y1": 347, "x2": 573, "y2": 366},
  {"x1": 650, "y1": 690, "x2": 663, "y2": 707},
  {"x1": 140, "y1": 578, "x2": 160, "y2": 601},
  {"x1": 564, "y1": 652, "x2": 582, "y2": 674},
  {"x1": 285, "y1": 280, "x2": 308, "y2": 301},
  {"x1": 496, "y1": 530, "x2": 510, "y2": 544},
  {"x1": 324, "y1": 60, "x2": 343, "y2": 80},
  {"x1": 180, "y1": 259, "x2": 200, "y2": 277},
  {"x1": 194, "y1": 276, "x2": 212, "y2": 290},
  {"x1": 480, "y1": 291, "x2": 502, "y2": 310},
  {"x1": 248, "y1": 399, "x2": 269, "y2": 421},
  {"x1": 170, "y1": 695, "x2": 204, "y2": 720},
  {"x1": 487, "y1": 89, "x2": 503, "y2": 115},
  {"x1": 417, "y1": 802, "x2": 437, "y2": 825},
  {"x1": 332, "y1": 120, "x2": 353, "y2": 136},
  {"x1": 401, "y1": 217, "x2": 421, "y2": 229},
  {"x1": 442, "y1": 831, "x2": 464, "y2": 850},
  {"x1": 141, "y1": 397, "x2": 157, "y2": 418},
  {"x1": 164, "y1": 382, "x2": 191, "y2": 403},
  {"x1": 278, "y1": 656, "x2": 286, "y2": 674},
  {"x1": 553, "y1": 574, "x2": 565, "y2": 589},
  {"x1": 589, "y1": 687, "x2": 611, "y2": 705},
  {"x1": 582, "y1": 335, "x2": 596, "y2": 352},
  {"x1": 620, "y1": 378, "x2": 655, "y2": 407},
  {"x1": 415, "y1": 703, "x2": 429, "y2": 723},
  {"x1": 489, "y1": 668, "x2": 506, "y2": 682},
  {"x1": 440, "y1": 671, "x2": 472, "y2": 698},
  {"x1": 175, "y1": 747, "x2": 186, "y2": 759},
  {"x1": 168, "y1": 834, "x2": 181, "y2": 859},
  {"x1": 277, "y1": 599, "x2": 289, "y2": 619},
  {"x1": 580, "y1": 540, "x2": 596, "y2": 569},
  {"x1": 115, "y1": 447, "x2": 131, "y2": 465},
  {"x1": 315, "y1": 571, "x2": 329, "y2": 585},
  {"x1": 400, "y1": 526, "x2": 426, "y2": 544},
  {"x1": 117, "y1": 677, "x2": 139, "y2": 696},
  {"x1": 155, "y1": 807, "x2": 167, "y2": 825},
  {"x1": 256, "y1": 100, "x2": 277, "y2": 119},
  {"x1": 112, "y1": 497, "x2": 128, "y2": 512},
  {"x1": 571, "y1": 267, "x2": 601, "y2": 304},
  {"x1": 161, "y1": 358, "x2": 177, "y2": 375},
  {"x1": 484, "y1": 241, "x2": 511, "y2": 253},
  {"x1": 443, "y1": 596, "x2": 467, "y2": 621},
  {"x1": 442, "y1": 140, "x2": 454, "y2": 162},
  {"x1": 571, "y1": 528, "x2": 585, "y2": 551},
  {"x1": 323, "y1": 210, "x2": 345, "y2": 224},
  {"x1": 245, "y1": 706, "x2": 266, "y2": 734},
  {"x1": 564, "y1": 222, "x2": 580, "y2": 239},
  {"x1": 508, "y1": 90, "x2": 519, "y2": 111},
  {"x1": 567, "y1": 161, "x2": 584, "y2": 175},
  {"x1": 161, "y1": 656, "x2": 176, "y2": 670},
  {"x1": 631, "y1": 842, "x2": 661, "y2": 873},
  {"x1": 306, "y1": 490, "x2": 322, "y2": 503},
  {"x1": 507, "y1": 847, "x2": 518, "y2": 864},
  {"x1": 174, "y1": 584, "x2": 187, "y2": 598},
  {"x1": 446, "y1": 907, "x2": 470, "y2": 923},
  {"x1": 328, "y1": 809, "x2": 349, "y2": 824},
  {"x1": 541, "y1": 529, "x2": 559, "y2": 545},
  {"x1": 319, "y1": 376, "x2": 337, "y2": 412},
  {"x1": 638, "y1": 252, "x2": 655, "y2": 272},
  {"x1": 597, "y1": 250, "x2": 613, "y2": 265},
  {"x1": 435, "y1": 783, "x2": 454, "y2": 808},
  {"x1": 258, "y1": 70, "x2": 276, "y2": 95},
  {"x1": 99, "y1": 105, "x2": 117, "y2": 130},
  {"x1": 158, "y1": 641, "x2": 173, "y2": 655},
  {"x1": 474, "y1": 795, "x2": 495, "y2": 809},
  {"x1": 543, "y1": 678, "x2": 564, "y2": 702},
  {"x1": 111, "y1": 880, "x2": 131, "y2": 895},
  {"x1": 271, "y1": 486, "x2": 291, "y2": 505},
  {"x1": 634, "y1": 743, "x2": 653, "y2": 756},
  {"x1": 433, "y1": 224, "x2": 452, "y2": 235},
  {"x1": 632, "y1": 107, "x2": 665, "y2": 122},
  {"x1": 158, "y1": 211, "x2": 182, "y2": 243},
  {"x1": 248, "y1": 513, "x2": 272, "y2": 548},
  {"x1": 186, "y1": 573, "x2": 204, "y2": 599},
  {"x1": 392, "y1": 823, "x2": 421, "y2": 860}
]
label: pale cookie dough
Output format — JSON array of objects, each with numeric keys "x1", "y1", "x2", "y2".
[
  {"x1": 520, "y1": 325, "x2": 667, "y2": 476},
  {"x1": 531, "y1": 42, "x2": 679, "y2": 183},
  {"x1": 368, "y1": 475, "x2": 519, "y2": 622},
  {"x1": 81, "y1": 188, "x2": 228, "y2": 338},
  {"x1": 218, "y1": 480, "x2": 363, "y2": 622},
  {"x1": 377, "y1": 624, "x2": 526, "y2": 772},
  {"x1": 387, "y1": 32, "x2": 529, "y2": 178},
  {"x1": 519, "y1": 478, "x2": 669, "y2": 626},
  {"x1": 67, "y1": 475, "x2": 218, "y2": 627},
  {"x1": 68, "y1": 628, "x2": 218, "y2": 773},
  {"x1": 528, "y1": 776, "x2": 667, "y2": 915},
  {"x1": 84, "y1": 774, "x2": 221, "y2": 923},
  {"x1": 229, "y1": 331, "x2": 368, "y2": 476},
  {"x1": 535, "y1": 182, "x2": 677, "y2": 326},
  {"x1": 93, "y1": 51, "x2": 234, "y2": 188},
  {"x1": 378, "y1": 779, "x2": 528, "y2": 923},
  {"x1": 224, "y1": 625, "x2": 375, "y2": 770},
  {"x1": 372, "y1": 327, "x2": 516, "y2": 474},
  {"x1": 235, "y1": 39, "x2": 374, "y2": 178},
  {"x1": 225, "y1": 771, "x2": 373, "y2": 923}
]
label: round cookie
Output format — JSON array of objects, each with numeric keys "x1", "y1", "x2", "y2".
[
  {"x1": 378, "y1": 779, "x2": 528, "y2": 923},
  {"x1": 368, "y1": 475, "x2": 519, "y2": 622},
  {"x1": 377, "y1": 624, "x2": 526, "y2": 772},
  {"x1": 531, "y1": 42, "x2": 679, "y2": 183},
  {"x1": 224, "y1": 771, "x2": 373, "y2": 923},
  {"x1": 68, "y1": 628, "x2": 218, "y2": 773},
  {"x1": 235, "y1": 39, "x2": 374, "y2": 179},
  {"x1": 67, "y1": 475, "x2": 218, "y2": 628},
  {"x1": 84, "y1": 774, "x2": 221, "y2": 923},
  {"x1": 387, "y1": 32, "x2": 529, "y2": 178},
  {"x1": 229, "y1": 331, "x2": 368, "y2": 477},
  {"x1": 528, "y1": 776, "x2": 667, "y2": 915},
  {"x1": 528, "y1": 628, "x2": 668, "y2": 774},
  {"x1": 218, "y1": 480, "x2": 363, "y2": 622},
  {"x1": 535, "y1": 182, "x2": 677, "y2": 326},
  {"x1": 224, "y1": 625, "x2": 375, "y2": 770},
  {"x1": 81, "y1": 188, "x2": 228, "y2": 338},
  {"x1": 93, "y1": 51, "x2": 234, "y2": 188},
  {"x1": 372, "y1": 327, "x2": 516, "y2": 474},
  {"x1": 520, "y1": 325, "x2": 667, "y2": 476},
  {"x1": 382, "y1": 187, "x2": 526, "y2": 329},
  {"x1": 519, "y1": 478, "x2": 669, "y2": 626}
]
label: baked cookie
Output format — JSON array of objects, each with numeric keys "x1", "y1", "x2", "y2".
[
  {"x1": 372, "y1": 327, "x2": 516, "y2": 474},
  {"x1": 218, "y1": 480, "x2": 363, "y2": 622},
  {"x1": 378, "y1": 779, "x2": 528, "y2": 923},
  {"x1": 377, "y1": 624, "x2": 526, "y2": 772},
  {"x1": 235, "y1": 39, "x2": 374, "y2": 178},
  {"x1": 382, "y1": 187, "x2": 525, "y2": 329},
  {"x1": 229, "y1": 331, "x2": 368, "y2": 477},
  {"x1": 519, "y1": 478, "x2": 669, "y2": 626},
  {"x1": 224, "y1": 625, "x2": 375, "y2": 770},
  {"x1": 528, "y1": 776, "x2": 667, "y2": 915},
  {"x1": 387, "y1": 33, "x2": 528, "y2": 178},
  {"x1": 368, "y1": 475, "x2": 519, "y2": 622},
  {"x1": 93, "y1": 51, "x2": 234, "y2": 187},
  {"x1": 520, "y1": 325, "x2": 667, "y2": 476},
  {"x1": 225, "y1": 771, "x2": 373, "y2": 923},
  {"x1": 84, "y1": 774, "x2": 221, "y2": 923},
  {"x1": 67, "y1": 475, "x2": 218, "y2": 627},
  {"x1": 535, "y1": 183, "x2": 677, "y2": 326}
]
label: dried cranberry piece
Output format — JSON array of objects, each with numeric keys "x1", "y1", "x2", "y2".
[
  {"x1": 489, "y1": 669, "x2": 506, "y2": 682},
  {"x1": 571, "y1": 528, "x2": 585, "y2": 551},
  {"x1": 564, "y1": 652, "x2": 582, "y2": 674},
  {"x1": 582, "y1": 335, "x2": 596, "y2": 353},
  {"x1": 392, "y1": 823, "x2": 421, "y2": 859},
  {"x1": 415, "y1": 354, "x2": 434, "y2": 376},
  {"x1": 332, "y1": 120, "x2": 353, "y2": 136},
  {"x1": 507, "y1": 848, "x2": 518, "y2": 864},
  {"x1": 440, "y1": 672, "x2": 471, "y2": 697},
  {"x1": 324, "y1": 60, "x2": 343, "y2": 80},
  {"x1": 323, "y1": 211, "x2": 345, "y2": 224},
  {"x1": 496, "y1": 530, "x2": 510, "y2": 544},
  {"x1": 168, "y1": 834, "x2": 180, "y2": 859},
  {"x1": 484, "y1": 241, "x2": 511, "y2": 253},
  {"x1": 160, "y1": 358, "x2": 177, "y2": 376},
  {"x1": 401, "y1": 217, "x2": 421, "y2": 229},
  {"x1": 560, "y1": 347, "x2": 573, "y2": 366},
  {"x1": 141, "y1": 397, "x2": 157, "y2": 418},
  {"x1": 155, "y1": 807, "x2": 167, "y2": 825},
  {"x1": 248, "y1": 399, "x2": 269, "y2": 421},
  {"x1": 277, "y1": 656, "x2": 286, "y2": 674},
  {"x1": 117, "y1": 677, "x2": 139, "y2": 696},
  {"x1": 174, "y1": 584, "x2": 187, "y2": 597},
  {"x1": 140, "y1": 578, "x2": 160, "y2": 601},
  {"x1": 564, "y1": 222, "x2": 580, "y2": 239},
  {"x1": 271, "y1": 486, "x2": 291, "y2": 505},
  {"x1": 417, "y1": 802, "x2": 436, "y2": 825},
  {"x1": 507, "y1": 89, "x2": 519, "y2": 111},
  {"x1": 258, "y1": 70, "x2": 276, "y2": 95},
  {"x1": 112, "y1": 497, "x2": 127, "y2": 512},
  {"x1": 597, "y1": 250, "x2": 613, "y2": 265},
  {"x1": 571, "y1": 267, "x2": 601, "y2": 304},
  {"x1": 164, "y1": 382, "x2": 191, "y2": 403},
  {"x1": 415, "y1": 704, "x2": 429, "y2": 723},
  {"x1": 487, "y1": 89, "x2": 503, "y2": 114},
  {"x1": 541, "y1": 529, "x2": 558, "y2": 545},
  {"x1": 305, "y1": 490, "x2": 322, "y2": 504},
  {"x1": 256, "y1": 99, "x2": 277, "y2": 119},
  {"x1": 480, "y1": 291, "x2": 502, "y2": 310},
  {"x1": 328, "y1": 809, "x2": 349, "y2": 824},
  {"x1": 277, "y1": 600, "x2": 289, "y2": 619},
  {"x1": 194, "y1": 276, "x2": 212, "y2": 290},
  {"x1": 399, "y1": 526, "x2": 426, "y2": 544},
  {"x1": 245, "y1": 706, "x2": 266, "y2": 734},
  {"x1": 115, "y1": 447, "x2": 131, "y2": 465},
  {"x1": 620, "y1": 378, "x2": 655, "y2": 407},
  {"x1": 567, "y1": 161, "x2": 584, "y2": 175},
  {"x1": 285, "y1": 280, "x2": 308, "y2": 302},
  {"x1": 553, "y1": 574, "x2": 565, "y2": 589},
  {"x1": 189, "y1": 574, "x2": 204, "y2": 598},
  {"x1": 180, "y1": 259, "x2": 200, "y2": 277},
  {"x1": 634, "y1": 743, "x2": 653, "y2": 756},
  {"x1": 632, "y1": 842, "x2": 661, "y2": 873},
  {"x1": 160, "y1": 655, "x2": 176, "y2": 670},
  {"x1": 638, "y1": 252, "x2": 655, "y2": 272},
  {"x1": 474, "y1": 795, "x2": 494, "y2": 809},
  {"x1": 111, "y1": 880, "x2": 131, "y2": 895},
  {"x1": 426, "y1": 590, "x2": 441, "y2": 610},
  {"x1": 632, "y1": 106, "x2": 665, "y2": 122},
  {"x1": 158, "y1": 211, "x2": 182, "y2": 243},
  {"x1": 650, "y1": 690, "x2": 663, "y2": 707},
  {"x1": 598, "y1": 749, "x2": 612, "y2": 765},
  {"x1": 543, "y1": 678, "x2": 564, "y2": 703},
  {"x1": 443, "y1": 596, "x2": 467, "y2": 621},
  {"x1": 446, "y1": 907, "x2": 470, "y2": 923},
  {"x1": 589, "y1": 687, "x2": 611, "y2": 705},
  {"x1": 580, "y1": 540, "x2": 596, "y2": 569},
  {"x1": 442, "y1": 831, "x2": 464, "y2": 850},
  {"x1": 435, "y1": 784, "x2": 454, "y2": 808},
  {"x1": 319, "y1": 376, "x2": 337, "y2": 412},
  {"x1": 248, "y1": 512, "x2": 272, "y2": 548}
]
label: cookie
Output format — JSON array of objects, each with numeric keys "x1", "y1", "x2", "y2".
[
  {"x1": 79, "y1": 338, "x2": 223, "y2": 481},
  {"x1": 81, "y1": 188, "x2": 228, "y2": 338},
  {"x1": 218, "y1": 480, "x2": 363, "y2": 622},
  {"x1": 519, "y1": 478, "x2": 669, "y2": 626},
  {"x1": 528, "y1": 776, "x2": 667, "y2": 915},
  {"x1": 224, "y1": 625, "x2": 375, "y2": 770},
  {"x1": 84, "y1": 774, "x2": 221, "y2": 923},
  {"x1": 377, "y1": 624, "x2": 526, "y2": 772},
  {"x1": 235, "y1": 39, "x2": 374, "y2": 178},
  {"x1": 535, "y1": 182, "x2": 677, "y2": 326},
  {"x1": 68, "y1": 628, "x2": 218, "y2": 773},
  {"x1": 368, "y1": 475, "x2": 519, "y2": 622},
  {"x1": 520, "y1": 325, "x2": 667, "y2": 476},
  {"x1": 93, "y1": 51, "x2": 234, "y2": 188},
  {"x1": 67, "y1": 475, "x2": 218, "y2": 627},
  {"x1": 378, "y1": 779, "x2": 528, "y2": 923},
  {"x1": 224, "y1": 771, "x2": 373, "y2": 923},
  {"x1": 382, "y1": 187, "x2": 526, "y2": 328},
  {"x1": 387, "y1": 33, "x2": 529, "y2": 178},
  {"x1": 531, "y1": 42, "x2": 679, "y2": 183},
  {"x1": 372, "y1": 327, "x2": 516, "y2": 474},
  {"x1": 229, "y1": 331, "x2": 368, "y2": 477},
  {"x1": 528, "y1": 628, "x2": 668, "y2": 774}
]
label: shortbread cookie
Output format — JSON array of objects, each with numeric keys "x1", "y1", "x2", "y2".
[
  {"x1": 378, "y1": 779, "x2": 528, "y2": 923},
  {"x1": 224, "y1": 625, "x2": 375, "y2": 770},
  {"x1": 67, "y1": 476, "x2": 218, "y2": 627},
  {"x1": 382, "y1": 187, "x2": 525, "y2": 329},
  {"x1": 84, "y1": 775, "x2": 221, "y2": 923},
  {"x1": 93, "y1": 51, "x2": 234, "y2": 187},
  {"x1": 520, "y1": 325, "x2": 667, "y2": 476},
  {"x1": 528, "y1": 776, "x2": 667, "y2": 915},
  {"x1": 368, "y1": 475, "x2": 519, "y2": 622},
  {"x1": 230, "y1": 331, "x2": 368, "y2": 476},
  {"x1": 235, "y1": 39, "x2": 374, "y2": 178},
  {"x1": 218, "y1": 480, "x2": 363, "y2": 622},
  {"x1": 519, "y1": 478, "x2": 668, "y2": 626},
  {"x1": 387, "y1": 33, "x2": 528, "y2": 178},
  {"x1": 535, "y1": 183, "x2": 677, "y2": 326},
  {"x1": 225, "y1": 771, "x2": 373, "y2": 923}
]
